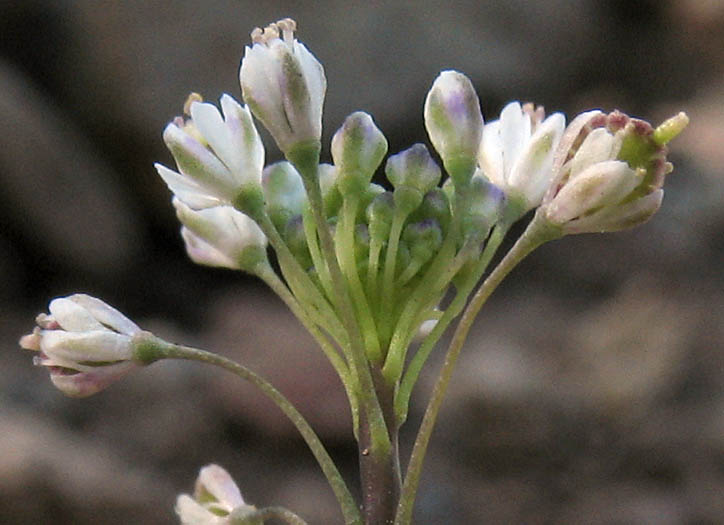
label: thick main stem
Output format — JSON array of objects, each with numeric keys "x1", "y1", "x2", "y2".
[
  {"x1": 394, "y1": 216, "x2": 561, "y2": 524},
  {"x1": 358, "y1": 366, "x2": 401, "y2": 525}
]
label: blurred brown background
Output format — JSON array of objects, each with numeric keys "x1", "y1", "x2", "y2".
[{"x1": 1, "y1": 1, "x2": 722, "y2": 523}]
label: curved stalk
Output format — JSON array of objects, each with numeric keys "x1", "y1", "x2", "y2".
[
  {"x1": 394, "y1": 215, "x2": 561, "y2": 524},
  {"x1": 141, "y1": 339, "x2": 362, "y2": 525}
]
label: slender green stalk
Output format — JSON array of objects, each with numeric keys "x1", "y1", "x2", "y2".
[
  {"x1": 287, "y1": 142, "x2": 391, "y2": 457},
  {"x1": 142, "y1": 339, "x2": 362, "y2": 525},
  {"x1": 394, "y1": 225, "x2": 507, "y2": 425},
  {"x1": 287, "y1": 142, "x2": 394, "y2": 524},
  {"x1": 394, "y1": 216, "x2": 561, "y2": 524},
  {"x1": 337, "y1": 195, "x2": 382, "y2": 362},
  {"x1": 302, "y1": 204, "x2": 335, "y2": 301}
]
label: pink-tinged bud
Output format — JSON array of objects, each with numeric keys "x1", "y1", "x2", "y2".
[
  {"x1": 175, "y1": 464, "x2": 257, "y2": 524},
  {"x1": 173, "y1": 198, "x2": 267, "y2": 272},
  {"x1": 240, "y1": 18, "x2": 326, "y2": 153},
  {"x1": 424, "y1": 70, "x2": 484, "y2": 186},
  {"x1": 478, "y1": 101, "x2": 565, "y2": 213},
  {"x1": 157, "y1": 94, "x2": 264, "y2": 208},
  {"x1": 19, "y1": 295, "x2": 144, "y2": 398}
]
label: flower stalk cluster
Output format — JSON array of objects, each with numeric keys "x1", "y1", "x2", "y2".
[{"x1": 19, "y1": 17, "x2": 688, "y2": 525}]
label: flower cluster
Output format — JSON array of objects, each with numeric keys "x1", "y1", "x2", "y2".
[
  {"x1": 18, "y1": 17, "x2": 688, "y2": 525},
  {"x1": 153, "y1": 18, "x2": 687, "y2": 394}
]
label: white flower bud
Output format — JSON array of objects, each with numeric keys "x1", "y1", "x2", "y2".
[
  {"x1": 173, "y1": 199, "x2": 267, "y2": 272},
  {"x1": 240, "y1": 18, "x2": 326, "y2": 153},
  {"x1": 19, "y1": 295, "x2": 142, "y2": 398}
]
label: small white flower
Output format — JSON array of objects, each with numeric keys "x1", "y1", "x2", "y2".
[
  {"x1": 478, "y1": 101, "x2": 565, "y2": 212},
  {"x1": 156, "y1": 94, "x2": 264, "y2": 208},
  {"x1": 173, "y1": 198, "x2": 267, "y2": 271},
  {"x1": 240, "y1": 18, "x2": 326, "y2": 153},
  {"x1": 19, "y1": 295, "x2": 142, "y2": 398},
  {"x1": 175, "y1": 464, "x2": 255, "y2": 525},
  {"x1": 540, "y1": 118, "x2": 665, "y2": 234}
]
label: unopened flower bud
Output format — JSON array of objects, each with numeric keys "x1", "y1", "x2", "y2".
[
  {"x1": 424, "y1": 70, "x2": 483, "y2": 186},
  {"x1": 478, "y1": 101, "x2": 565, "y2": 213},
  {"x1": 332, "y1": 111, "x2": 388, "y2": 195},
  {"x1": 403, "y1": 219, "x2": 443, "y2": 268},
  {"x1": 174, "y1": 199, "x2": 267, "y2": 272},
  {"x1": 409, "y1": 188, "x2": 451, "y2": 235},
  {"x1": 386, "y1": 144, "x2": 442, "y2": 215},
  {"x1": 176, "y1": 464, "x2": 259, "y2": 525},
  {"x1": 366, "y1": 191, "x2": 395, "y2": 244},
  {"x1": 19, "y1": 295, "x2": 150, "y2": 398},
  {"x1": 157, "y1": 94, "x2": 264, "y2": 208},
  {"x1": 240, "y1": 18, "x2": 326, "y2": 153},
  {"x1": 461, "y1": 174, "x2": 506, "y2": 240},
  {"x1": 284, "y1": 215, "x2": 313, "y2": 269},
  {"x1": 262, "y1": 161, "x2": 306, "y2": 231}
]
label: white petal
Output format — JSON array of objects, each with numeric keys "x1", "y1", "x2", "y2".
[
  {"x1": 499, "y1": 102, "x2": 530, "y2": 177},
  {"x1": 219, "y1": 95, "x2": 264, "y2": 185},
  {"x1": 507, "y1": 112, "x2": 566, "y2": 207},
  {"x1": 181, "y1": 227, "x2": 239, "y2": 269},
  {"x1": 546, "y1": 160, "x2": 638, "y2": 223},
  {"x1": 175, "y1": 494, "x2": 226, "y2": 525},
  {"x1": 566, "y1": 189, "x2": 663, "y2": 234},
  {"x1": 569, "y1": 128, "x2": 620, "y2": 179},
  {"x1": 190, "y1": 102, "x2": 237, "y2": 179},
  {"x1": 68, "y1": 294, "x2": 139, "y2": 335},
  {"x1": 49, "y1": 298, "x2": 105, "y2": 332},
  {"x1": 196, "y1": 464, "x2": 245, "y2": 509},
  {"x1": 162, "y1": 124, "x2": 237, "y2": 197},
  {"x1": 40, "y1": 330, "x2": 135, "y2": 363},
  {"x1": 155, "y1": 164, "x2": 223, "y2": 209},
  {"x1": 479, "y1": 120, "x2": 505, "y2": 187},
  {"x1": 48, "y1": 361, "x2": 137, "y2": 398}
]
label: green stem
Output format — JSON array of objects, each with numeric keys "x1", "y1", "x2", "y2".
[
  {"x1": 287, "y1": 142, "x2": 394, "y2": 524},
  {"x1": 139, "y1": 339, "x2": 362, "y2": 525},
  {"x1": 338, "y1": 195, "x2": 382, "y2": 363},
  {"x1": 287, "y1": 142, "x2": 391, "y2": 458},
  {"x1": 394, "y1": 215, "x2": 561, "y2": 525},
  {"x1": 302, "y1": 204, "x2": 335, "y2": 302},
  {"x1": 394, "y1": 225, "x2": 507, "y2": 425}
]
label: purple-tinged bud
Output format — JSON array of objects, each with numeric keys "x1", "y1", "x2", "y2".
[
  {"x1": 386, "y1": 144, "x2": 442, "y2": 215},
  {"x1": 332, "y1": 111, "x2": 388, "y2": 195},
  {"x1": 424, "y1": 70, "x2": 484, "y2": 186}
]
